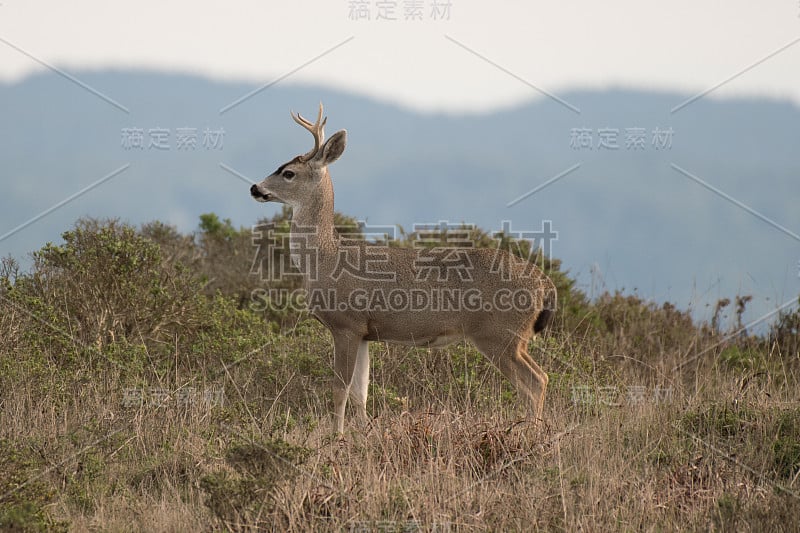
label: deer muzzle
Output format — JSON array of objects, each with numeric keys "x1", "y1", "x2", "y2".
[{"x1": 250, "y1": 183, "x2": 274, "y2": 202}]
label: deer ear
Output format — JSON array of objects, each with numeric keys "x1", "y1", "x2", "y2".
[{"x1": 316, "y1": 130, "x2": 346, "y2": 166}]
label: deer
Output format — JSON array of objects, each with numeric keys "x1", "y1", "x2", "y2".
[{"x1": 250, "y1": 104, "x2": 557, "y2": 434}]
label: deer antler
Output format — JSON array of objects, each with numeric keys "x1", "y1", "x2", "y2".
[{"x1": 291, "y1": 102, "x2": 327, "y2": 162}]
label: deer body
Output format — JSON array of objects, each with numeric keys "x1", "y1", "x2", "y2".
[{"x1": 251, "y1": 104, "x2": 556, "y2": 433}]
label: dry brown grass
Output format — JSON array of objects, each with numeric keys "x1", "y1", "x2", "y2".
[{"x1": 1, "y1": 320, "x2": 799, "y2": 532}]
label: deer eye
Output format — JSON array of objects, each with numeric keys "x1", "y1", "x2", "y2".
[{"x1": 282, "y1": 170, "x2": 295, "y2": 181}]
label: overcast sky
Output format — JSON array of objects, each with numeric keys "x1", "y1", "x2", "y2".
[{"x1": 1, "y1": 1, "x2": 799, "y2": 112}]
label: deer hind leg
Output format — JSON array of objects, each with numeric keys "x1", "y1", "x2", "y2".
[
  {"x1": 332, "y1": 333, "x2": 368, "y2": 434},
  {"x1": 472, "y1": 330, "x2": 548, "y2": 422},
  {"x1": 515, "y1": 342, "x2": 548, "y2": 421}
]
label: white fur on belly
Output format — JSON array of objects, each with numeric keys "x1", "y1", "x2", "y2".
[{"x1": 391, "y1": 333, "x2": 464, "y2": 349}]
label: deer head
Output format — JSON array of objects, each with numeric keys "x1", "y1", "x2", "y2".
[{"x1": 250, "y1": 103, "x2": 347, "y2": 209}]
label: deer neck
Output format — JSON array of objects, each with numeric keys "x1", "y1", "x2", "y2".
[{"x1": 289, "y1": 174, "x2": 338, "y2": 265}]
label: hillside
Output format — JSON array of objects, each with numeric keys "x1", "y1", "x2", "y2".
[{"x1": 1, "y1": 70, "x2": 799, "y2": 328}]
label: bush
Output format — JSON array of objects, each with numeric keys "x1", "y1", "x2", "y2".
[
  {"x1": 0, "y1": 218, "x2": 274, "y2": 375},
  {"x1": 200, "y1": 438, "x2": 311, "y2": 529},
  {"x1": 7, "y1": 219, "x2": 202, "y2": 355}
]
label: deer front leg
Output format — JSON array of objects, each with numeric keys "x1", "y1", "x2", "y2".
[
  {"x1": 349, "y1": 340, "x2": 370, "y2": 421},
  {"x1": 331, "y1": 332, "x2": 366, "y2": 434}
]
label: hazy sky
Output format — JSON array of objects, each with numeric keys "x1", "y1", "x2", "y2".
[{"x1": 1, "y1": 1, "x2": 798, "y2": 112}]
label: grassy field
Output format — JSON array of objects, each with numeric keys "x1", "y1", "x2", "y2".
[{"x1": 1, "y1": 217, "x2": 798, "y2": 531}]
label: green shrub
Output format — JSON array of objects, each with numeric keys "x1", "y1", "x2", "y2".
[
  {"x1": 681, "y1": 402, "x2": 756, "y2": 438},
  {"x1": 20, "y1": 218, "x2": 203, "y2": 353},
  {"x1": 0, "y1": 439, "x2": 67, "y2": 533},
  {"x1": 200, "y1": 438, "x2": 311, "y2": 528}
]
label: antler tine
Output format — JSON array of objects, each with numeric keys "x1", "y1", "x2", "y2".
[{"x1": 291, "y1": 102, "x2": 327, "y2": 161}]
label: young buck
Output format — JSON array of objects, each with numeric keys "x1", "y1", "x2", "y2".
[{"x1": 250, "y1": 104, "x2": 557, "y2": 433}]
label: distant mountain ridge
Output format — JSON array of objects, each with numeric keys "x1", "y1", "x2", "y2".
[{"x1": 1, "y1": 70, "x2": 798, "y2": 328}]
